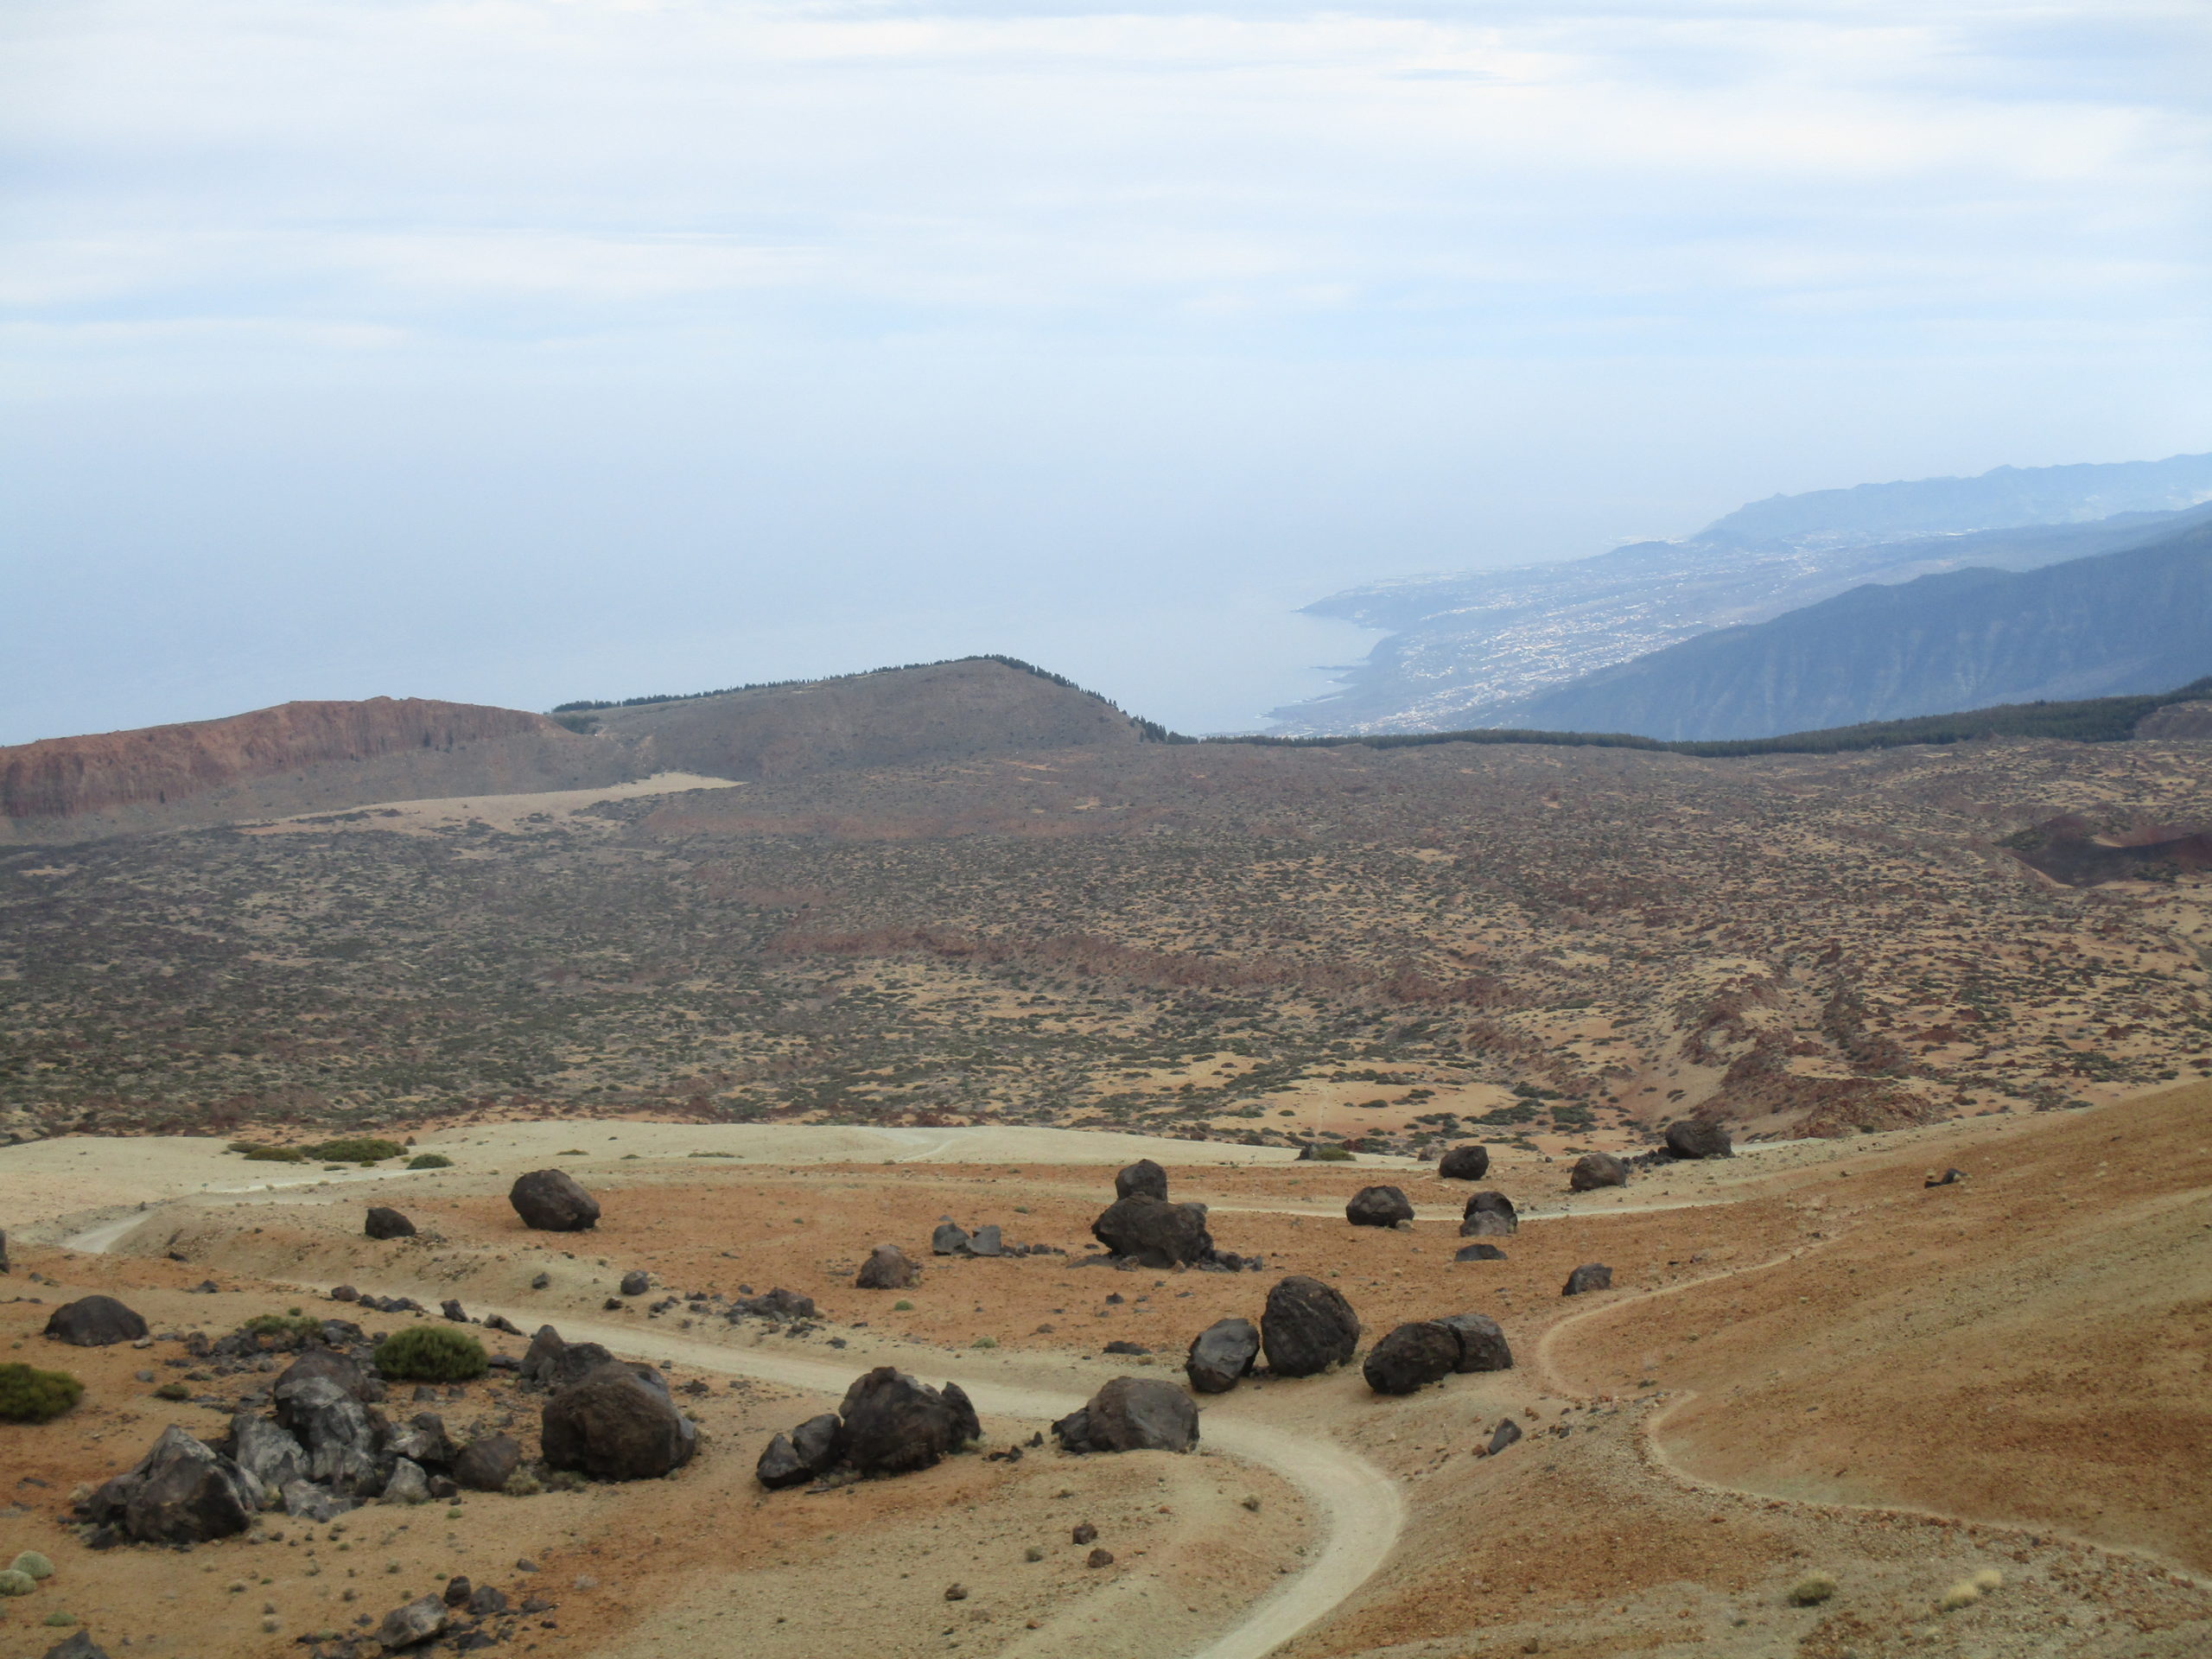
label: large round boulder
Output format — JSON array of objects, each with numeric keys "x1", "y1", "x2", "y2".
[
  {"x1": 43, "y1": 1294, "x2": 147, "y2": 1347},
  {"x1": 365, "y1": 1207, "x2": 416, "y2": 1241},
  {"x1": 1362, "y1": 1322, "x2": 1459, "y2": 1395},
  {"x1": 1115, "y1": 1159, "x2": 1169, "y2": 1201},
  {"x1": 836, "y1": 1368, "x2": 970, "y2": 1476},
  {"x1": 541, "y1": 1363, "x2": 696, "y2": 1480},
  {"x1": 86, "y1": 1426, "x2": 258, "y2": 1544},
  {"x1": 1459, "y1": 1191, "x2": 1518, "y2": 1236},
  {"x1": 1345, "y1": 1186, "x2": 1414, "y2": 1228},
  {"x1": 1569, "y1": 1153, "x2": 1629, "y2": 1192},
  {"x1": 1664, "y1": 1120, "x2": 1734, "y2": 1160},
  {"x1": 1437, "y1": 1144, "x2": 1490, "y2": 1181},
  {"x1": 854, "y1": 1244, "x2": 919, "y2": 1289},
  {"x1": 1260, "y1": 1275, "x2": 1360, "y2": 1377},
  {"x1": 1433, "y1": 1312, "x2": 1514, "y2": 1371},
  {"x1": 1563, "y1": 1263, "x2": 1613, "y2": 1296},
  {"x1": 508, "y1": 1169, "x2": 601, "y2": 1232},
  {"x1": 1052, "y1": 1377, "x2": 1198, "y2": 1454},
  {"x1": 1090, "y1": 1196, "x2": 1213, "y2": 1268},
  {"x1": 1184, "y1": 1317, "x2": 1261, "y2": 1395}
]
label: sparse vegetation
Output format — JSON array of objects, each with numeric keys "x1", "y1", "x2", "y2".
[
  {"x1": 374, "y1": 1326, "x2": 488, "y2": 1382},
  {"x1": 308, "y1": 1137, "x2": 405, "y2": 1164},
  {"x1": 1788, "y1": 1572, "x2": 1837, "y2": 1605},
  {"x1": 0, "y1": 1363, "x2": 85, "y2": 1424},
  {"x1": 407, "y1": 1153, "x2": 454, "y2": 1169}
]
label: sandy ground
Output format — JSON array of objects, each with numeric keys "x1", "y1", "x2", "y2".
[
  {"x1": 4, "y1": 1095, "x2": 2210, "y2": 1658},
  {"x1": 236, "y1": 773, "x2": 742, "y2": 837}
]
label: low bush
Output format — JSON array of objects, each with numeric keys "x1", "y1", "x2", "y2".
[
  {"x1": 406, "y1": 1153, "x2": 454, "y2": 1170},
  {"x1": 374, "y1": 1325, "x2": 488, "y2": 1382},
  {"x1": 0, "y1": 1363, "x2": 85, "y2": 1424},
  {"x1": 307, "y1": 1137, "x2": 406, "y2": 1164},
  {"x1": 240, "y1": 1313, "x2": 325, "y2": 1344},
  {"x1": 1305, "y1": 1144, "x2": 1355, "y2": 1162},
  {"x1": 239, "y1": 1145, "x2": 308, "y2": 1163}
]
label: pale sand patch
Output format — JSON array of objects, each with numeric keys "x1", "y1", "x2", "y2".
[{"x1": 236, "y1": 770, "x2": 741, "y2": 836}]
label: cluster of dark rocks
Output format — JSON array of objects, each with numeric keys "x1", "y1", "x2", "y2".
[
  {"x1": 366, "y1": 1571, "x2": 557, "y2": 1654},
  {"x1": 1362, "y1": 1313, "x2": 1513, "y2": 1395},
  {"x1": 931, "y1": 1218, "x2": 1064, "y2": 1259},
  {"x1": 756, "y1": 1367, "x2": 980, "y2": 1489},
  {"x1": 1180, "y1": 1273, "x2": 1360, "y2": 1395},
  {"x1": 519, "y1": 1325, "x2": 696, "y2": 1478},
  {"x1": 1085, "y1": 1160, "x2": 1262, "y2": 1273},
  {"x1": 330, "y1": 1286, "x2": 433, "y2": 1317},
  {"x1": 1575, "y1": 1120, "x2": 1736, "y2": 1190},
  {"x1": 1051, "y1": 1376, "x2": 1198, "y2": 1454}
]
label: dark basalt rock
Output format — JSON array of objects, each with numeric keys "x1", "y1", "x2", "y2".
[
  {"x1": 931, "y1": 1219, "x2": 972, "y2": 1255},
  {"x1": 518, "y1": 1326, "x2": 613, "y2": 1390},
  {"x1": 967, "y1": 1224, "x2": 1004, "y2": 1258},
  {"x1": 1459, "y1": 1191, "x2": 1518, "y2": 1236},
  {"x1": 855, "y1": 1244, "x2": 919, "y2": 1289},
  {"x1": 836, "y1": 1368, "x2": 968, "y2": 1476},
  {"x1": 229, "y1": 1411, "x2": 309, "y2": 1491},
  {"x1": 1114, "y1": 1159, "x2": 1169, "y2": 1202},
  {"x1": 1433, "y1": 1312, "x2": 1514, "y2": 1372},
  {"x1": 507, "y1": 1169, "x2": 601, "y2": 1232},
  {"x1": 1090, "y1": 1196, "x2": 1213, "y2": 1268},
  {"x1": 43, "y1": 1635, "x2": 114, "y2": 1659},
  {"x1": 730, "y1": 1287, "x2": 817, "y2": 1321},
  {"x1": 1569, "y1": 1153, "x2": 1629, "y2": 1192},
  {"x1": 1664, "y1": 1120, "x2": 1733, "y2": 1160},
  {"x1": 276, "y1": 1375, "x2": 381, "y2": 1492},
  {"x1": 1260, "y1": 1275, "x2": 1360, "y2": 1377},
  {"x1": 1562, "y1": 1263, "x2": 1613, "y2": 1296},
  {"x1": 1454, "y1": 1243, "x2": 1508, "y2": 1262},
  {"x1": 757, "y1": 1411, "x2": 843, "y2": 1490},
  {"x1": 1487, "y1": 1417, "x2": 1522, "y2": 1456},
  {"x1": 1926, "y1": 1167, "x2": 1967, "y2": 1187},
  {"x1": 1437, "y1": 1144, "x2": 1491, "y2": 1181},
  {"x1": 1344, "y1": 1185, "x2": 1414, "y2": 1228},
  {"x1": 1361, "y1": 1321, "x2": 1459, "y2": 1395},
  {"x1": 619, "y1": 1270, "x2": 649, "y2": 1297},
  {"x1": 43, "y1": 1294, "x2": 148, "y2": 1347},
  {"x1": 1052, "y1": 1377, "x2": 1198, "y2": 1453},
  {"x1": 89, "y1": 1425, "x2": 258, "y2": 1543},
  {"x1": 1185, "y1": 1318, "x2": 1261, "y2": 1393},
  {"x1": 541, "y1": 1363, "x2": 696, "y2": 1481},
  {"x1": 450, "y1": 1433, "x2": 521, "y2": 1492},
  {"x1": 365, "y1": 1206, "x2": 416, "y2": 1240}
]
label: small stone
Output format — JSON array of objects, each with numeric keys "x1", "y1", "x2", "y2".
[
  {"x1": 944, "y1": 1584, "x2": 968, "y2": 1601},
  {"x1": 1024, "y1": 1547, "x2": 1045, "y2": 1562},
  {"x1": 1085, "y1": 1548, "x2": 1114, "y2": 1569},
  {"x1": 1071, "y1": 1523, "x2": 1097, "y2": 1545}
]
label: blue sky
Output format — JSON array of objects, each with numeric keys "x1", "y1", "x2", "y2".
[{"x1": 5, "y1": 0, "x2": 2208, "y2": 742}]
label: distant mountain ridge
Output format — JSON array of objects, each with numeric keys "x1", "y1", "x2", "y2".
[
  {"x1": 1274, "y1": 451, "x2": 2212, "y2": 734},
  {"x1": 1499, "y1": 512, "x2": 2212, "y2": 741}
]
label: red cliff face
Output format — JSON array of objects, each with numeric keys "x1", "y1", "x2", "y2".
[{"x1": 1, "y1": 698, "x2": 561, "y2": 821}]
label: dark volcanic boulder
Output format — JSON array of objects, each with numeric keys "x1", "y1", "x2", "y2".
[
  {"x1": 619, "y1": 1270, "x2": 649, "y2": 1297},
  {"x1": 1185, "y1": 1317, "x2": 1261, "y2": 1394},
  {"x1": 1437, "y1": 1144, "x2": 1490, "y2": 1181},
  {"x1": 1459, "y1": 1191, "x2": 1518, "y2": 1236},
  {"x1": 931, "y1": 1219, "x2": 972, "y2": 1255},
  {"x1": 855, "y1": 1244, "x2": 919, "y2": 1289},
  {"x1": 43, "y1": 1294, "x2": 148, "y2": 1347},
  {"x1": 1569, "y1": 1153, "x2": 1629, "y2": 1192},
  {"x1": 365, "y1": 1206, "x2": 416, "y2": 1241},
  {"x1": 1053, "y1": 1377, "x2": 1198, "y2": 1453},
  {"x1": 42, "y1": 1636, "x2": 111, "y2": 1659},
  {"x1": 274, "y1": 1348, "x2": 383, "y2": 1405},
  {"x1": 968, "y1": 1224, "x2": 1004, "y2": 1258},
  {"x1": 276, "y1": 1376, "x2": 381, "y2": 1491},
  {"x1": 1433, "y1": 1313, "x2": 1513, "y2": 1372},
  {"x1": 1926, "y1": 1167, "x2": 1967, "y2": 1188},
  {"x1": 1562, "y1": 1263, "x2": 1613, "y2": 1296},
  {"x1": 229, "y1": 1411, "x2": 308, "y2": 1491},
  {"x1": 1362, "y1": 1322, "x2": 1459, "y2": 1395},
  {"x1": 943, "y1": 1382, "x2": 981, "y2": 1449},
  {"x1": 1487, "y1": 1417, "x2": 1522, "y2": 1456},
  {"x1": 96, "y1": 1425, "x2": 258, "y2": 1543},
  {"x1": 508, "y1": 1169, "x2": 601, "y2": 1232},
  {"x1": 1664, "y1": 1119, "x2": 1733, "y2": 1160},
  {"x1": 836, "y1": 1368, "x2": 967, "y2": 1476},
  {"x1": 450, "y1": 1433, "x2": 521, "y2": 1492},
  {"x1": 1345, "y1": 1185, "x2": 1414, "y2": 1228},
  {"x1": 1260, "y1": 1275, "x2": 1360, "y2": 1377},
  {"x1": 756, "y1": 1413, "x2": 842, "y2": 1490},
  {"x1": 519, "y1": 1326, "x2": 614, "y2": 1390},
  {"x1": 1115, "y1": 1159, "x2": 1169, "y2": 1201},
  {"x1": 1454, "y1": 1243, "x2": 1507, "y2": 1262},
  {"x1": 541, "y1": 1363, "x2": 696, "y2": 1480},
  {"x1": 1091, "y1": 1196, "x2": 1213, "y2": 1268}
]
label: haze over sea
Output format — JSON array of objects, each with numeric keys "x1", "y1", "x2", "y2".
[{"x1": 4, "y1": 0, "x2": 2207, "y2": 742}]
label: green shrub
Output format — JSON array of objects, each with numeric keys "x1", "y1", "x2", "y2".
[
  {"x1": 154, "y1": 1382, "x2": 191, "y2": 1402},
  {"x1": 240, "y1": 1313, "x2": 325, "y2": 1344},
  {"x1": 307, "y1": 1138, "x2": 405, "y2": 1164},
  {"x1": 0, "y1": 1363, "x2": 84, "y2": 1423},
  {"x1": 374, "y1": 1326, "x2": 487, "y2": 1382},
  {"x1": 239, "y1": 1145, "x2": 308, "y2": 1163},
  {"x1": 10, "y1": 1551, "x2": 54, "y2": 1580},
  {"x1": 1305, "y1": 1144, "x2": 1355, "y2": 1161},
  {"x1": 406, "y1": 1154, "x2": 454, "y2": 1170},
  {"x1": 0, "y1": 1570, "x2": 36, "y2": 1597}
]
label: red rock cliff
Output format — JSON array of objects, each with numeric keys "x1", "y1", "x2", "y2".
[{"x1": 1, "y1": 698, "x2": 561, "y2": 821}]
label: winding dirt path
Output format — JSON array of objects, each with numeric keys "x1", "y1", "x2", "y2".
[{"x1": 61, "y1": 1216, "x2": 1403, "y2": 1659}]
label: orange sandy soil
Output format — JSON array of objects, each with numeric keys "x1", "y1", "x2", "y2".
[{"x1": 5, "y1": 1087, "x2": 2211, "y2": 1658}]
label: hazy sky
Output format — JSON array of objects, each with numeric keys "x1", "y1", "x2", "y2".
[{"x1": 6, "y1": 0, "x2": 2208, "y2": 742}]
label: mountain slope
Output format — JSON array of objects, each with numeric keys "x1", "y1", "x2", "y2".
[
  {"x1": 586, "y1": 657, "x2": 1147, "y2": 779},
  {"x1": 1500, "y1": 515, "x2": 2212, "y2": 741},
  {"x1": 0, "y1": 698, "x2": 637, "y2": 844},
  {"x1": 1274, "y1": 453, "x2": 2212, "y2": 734}
]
